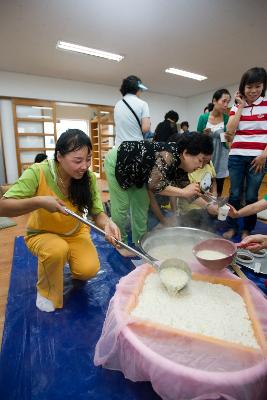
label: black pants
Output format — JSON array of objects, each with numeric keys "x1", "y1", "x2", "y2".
[
  {"x1": 180, "y1": 209, "x2": 217, "y2": 232},
  {"x1": 216, "y1": 178, "x2": 225, "y2": 197}
]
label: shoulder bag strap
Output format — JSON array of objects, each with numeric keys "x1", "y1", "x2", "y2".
[{"x1": 122, "y1": 99, "x2": 142, "y2": 130}]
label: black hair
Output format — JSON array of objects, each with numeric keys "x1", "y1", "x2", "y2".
[
  {"x1": 54, "y1": 129, "x2": 93, "y2": 213},
  {"x1": 174, "y1": 131, "x2": 213, "y2": 155},
  {"x1": 239, "y1": 67, "x2": 267, "y2": 97},
  {"x1": 180, "y1": 121, "x2": 189, "y2": 129},
  {"x1": 120, "y1": 75, "x2": 142, "y2": 96},
  {"x1": 164, "y1": 110, "x2": 179, "y2": 122},
  {"x1": 204, "y1": 103, "x2": 213, "y2": 113},
  {"x1": 34, "y1": 153, "x2": 47, "y2": 163},
  {"x1": 209, "y1": 89, "x2": 231, "y2": 111}
]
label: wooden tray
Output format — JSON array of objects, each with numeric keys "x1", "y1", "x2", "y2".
[{"x1": 126, "y1": 267, "x2": 267, "y2": 355}]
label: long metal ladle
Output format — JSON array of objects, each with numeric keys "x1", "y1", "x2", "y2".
[
  {"x1": 64, "y1": 207, "x2": 191, "y2": 293},
  {"x1": 64, "y1": 207, "x2": 158, "y2": 266},
  {"x1": 199, "y1": 172, "x2": 228, "y2": 207}
]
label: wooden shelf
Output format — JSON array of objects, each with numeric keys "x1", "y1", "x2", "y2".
[
  {"x1": 90, "y1": 109, "x2": 114, "y2": 178},
  {"x1": 101, "y1": 134, "x2": 115, "y2": 138},
  {"x1": 21, "y1": 163, "x2": 32, "y2": 167},
  {"x1": 18, "y1": 132, "x2": 55, "y2": 136},
  {"x1": 17, "y1": 117, "x2": 53, "y2": 123},
  {"x1": 100, "y1": 122, "x2": 115, "y2": 126},
  {"x1": 19, "y1": 147, "x2": 54, "y2": 152},
  {"x1": 13, "y1": 99, "x2": 57, "y2": 174}
]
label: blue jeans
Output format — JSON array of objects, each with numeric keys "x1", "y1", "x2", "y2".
[
  {"x1": 227, "y1": 155, "x2": 266, "y2": 233},
  {"x1": 147, "y1": 208, "x2": 174, "y2": 230}
]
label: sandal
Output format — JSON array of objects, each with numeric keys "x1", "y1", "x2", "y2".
[
  {"x1": 241, "y1": 230, "x2": 250, "y2": 240},
  {"x1": 223, "y1": 229, "x2": 236, "y2": 240}
]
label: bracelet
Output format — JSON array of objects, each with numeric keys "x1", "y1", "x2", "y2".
[{"x1": 205, "y1": 203, "x2": 212, "y2": 210}]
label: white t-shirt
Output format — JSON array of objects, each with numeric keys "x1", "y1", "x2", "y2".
[
  {"x1": 206, "y1": 121, "x2": 224, "y2": 133},
  {"x1": 206, "y1": 121, "x2": 226, "y2": 142},
  {"x1": 114, "y1": 94, "x2": 150, "y2": 146}
]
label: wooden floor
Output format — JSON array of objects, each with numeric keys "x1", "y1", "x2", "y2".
[
  {"x1": 0, "y1": 178, "x2": 266, "y2": 344},
  {"x1": 0, "y1": 214, "x2": 29, "y2": 343}
]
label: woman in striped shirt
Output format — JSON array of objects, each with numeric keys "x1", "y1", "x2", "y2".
[{"x1": 224, "y1": 67, "x2": 267, "y2": 240}]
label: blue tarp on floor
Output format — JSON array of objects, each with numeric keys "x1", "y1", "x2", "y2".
[
  {"x1": 0, "y1": 233, "x2": 161, "y2": 400},
  {"x1": 1, "y1": 220, "x2": 266, "y2": 399}
]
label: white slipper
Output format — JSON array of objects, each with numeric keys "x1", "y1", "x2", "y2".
[{"x1": 36, "y1": 292, "x2": 55, "y2": 312}]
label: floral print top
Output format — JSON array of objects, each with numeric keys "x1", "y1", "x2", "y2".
[{"x1": 115, "y1": 141, "x2": 189, "y2": 192}]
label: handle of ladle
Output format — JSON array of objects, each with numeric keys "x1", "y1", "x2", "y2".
[{"x1": 63, "y1": 207, "x2": 155, "y2": 264}]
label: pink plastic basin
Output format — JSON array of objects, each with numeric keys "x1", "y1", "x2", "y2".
[{"x1": 94, "y1": 264, "x2": 267, "y2": 400}]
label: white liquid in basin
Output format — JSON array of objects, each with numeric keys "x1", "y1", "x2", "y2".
[
  {"x1": 149, "y1": 244, "x2": 194, "y2": 262},
  {"x1": 197, "y1": 250, "x2": 226, "y2": 260}
]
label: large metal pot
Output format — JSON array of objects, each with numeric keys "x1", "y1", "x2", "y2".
[{"x1": 139, "y1": 227, "x2": 219, "y2": 264}]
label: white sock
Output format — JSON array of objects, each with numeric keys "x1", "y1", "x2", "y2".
[{"x1": 36, "y1": 292, "x2": 55, "y2": 312}]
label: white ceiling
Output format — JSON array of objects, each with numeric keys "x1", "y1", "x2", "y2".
[{"x1": 1, "y1": 0, "x2": 267, "y2": 98}]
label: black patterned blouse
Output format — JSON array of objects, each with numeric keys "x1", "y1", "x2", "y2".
[{"x1": 115, "y1": 141, "x2": 189, "y2": 193}]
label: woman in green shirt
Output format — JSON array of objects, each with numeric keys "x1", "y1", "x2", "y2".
[
  {"x1": 197, "y1": 89, "x2": 231, "y2": 196},
  {"x1": 0, "y1": 129, "x2": 120, "y2": 312}
]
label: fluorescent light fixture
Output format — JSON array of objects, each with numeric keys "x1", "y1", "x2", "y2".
[
  {"x1": 56, "y1": 102, "x2": 89, "y2": 108},
  {"x1": 56, "y1": 40, "x2": 124, "y2": 62},
  {"x1": 165, "y1": 68, "x2": 207, "y2": 81},
  {"x1": 28, "y1": 115, "x2": 52, "y2": 119},
  {"x1": 32, "y1": 106, "x2": 53, "y2": 110}
]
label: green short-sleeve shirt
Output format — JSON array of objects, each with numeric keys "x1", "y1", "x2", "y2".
[{"x1": 4, "y1": 160, "x2": 104, "y2": 215}]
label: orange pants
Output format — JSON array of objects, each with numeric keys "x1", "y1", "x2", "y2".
[{"x1": 25, "y1": 225, "x2": 100, "y2": 308}]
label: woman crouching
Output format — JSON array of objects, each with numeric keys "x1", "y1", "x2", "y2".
[{"x1": 0, "y1": 129, "x2": 120, "y2": 312}]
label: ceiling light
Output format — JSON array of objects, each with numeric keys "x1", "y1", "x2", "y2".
[
  {"x1": 27, "y1": 115, "x2": 52, "y2": 119},
  {"x1": 56, "y1": 102, "x2": 89, "y2": 108},
  {"x1": 32, "y1": 106, "x2": 53, "y2": 110},
  {"x1": 56, "y1": 41, "x2": 124, "y2": 62},
  {"x1": 165, "y1": 68, "x2": 207, "y2": 81}
]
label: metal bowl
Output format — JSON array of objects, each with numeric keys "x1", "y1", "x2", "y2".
[
  {"x1": 236, "y1": 251, "x2": 254, "y2": 264},
  {"x1": 249, "y1": 248, "x2": 266, "y2": 258},
  {"x1": 139, "y1": 227, "x2": 219, "y2": 264}
]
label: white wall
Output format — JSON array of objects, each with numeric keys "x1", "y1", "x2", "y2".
[
  {"x1": 186, "y1": 83, "x2": 238, "y2": 131},
  {"x1": 0, "y1": 71, "x2": 188, "y2": 131},
  {"x1": 0, "y1": 71, "x2": 241, "y2": 132},
  {"x1": 142, "y1": 92, "x2": 187, "y2": 131},
  {"x1": 0, "y1": 70, "x2": 240, "y2": 183},
  {"x1": 0, "y1": 127, "x2": 6, "y2": 184},
  {"x1": 56, "y1": 104, "x2": 93, "y2": 121},
  {"x1": 0, "y1": 99, "x2": 18, "y2": 182}
]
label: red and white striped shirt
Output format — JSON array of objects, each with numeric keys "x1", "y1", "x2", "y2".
[{"x1": 229, "y1": 96, "x2": 267, "y2": 156}]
